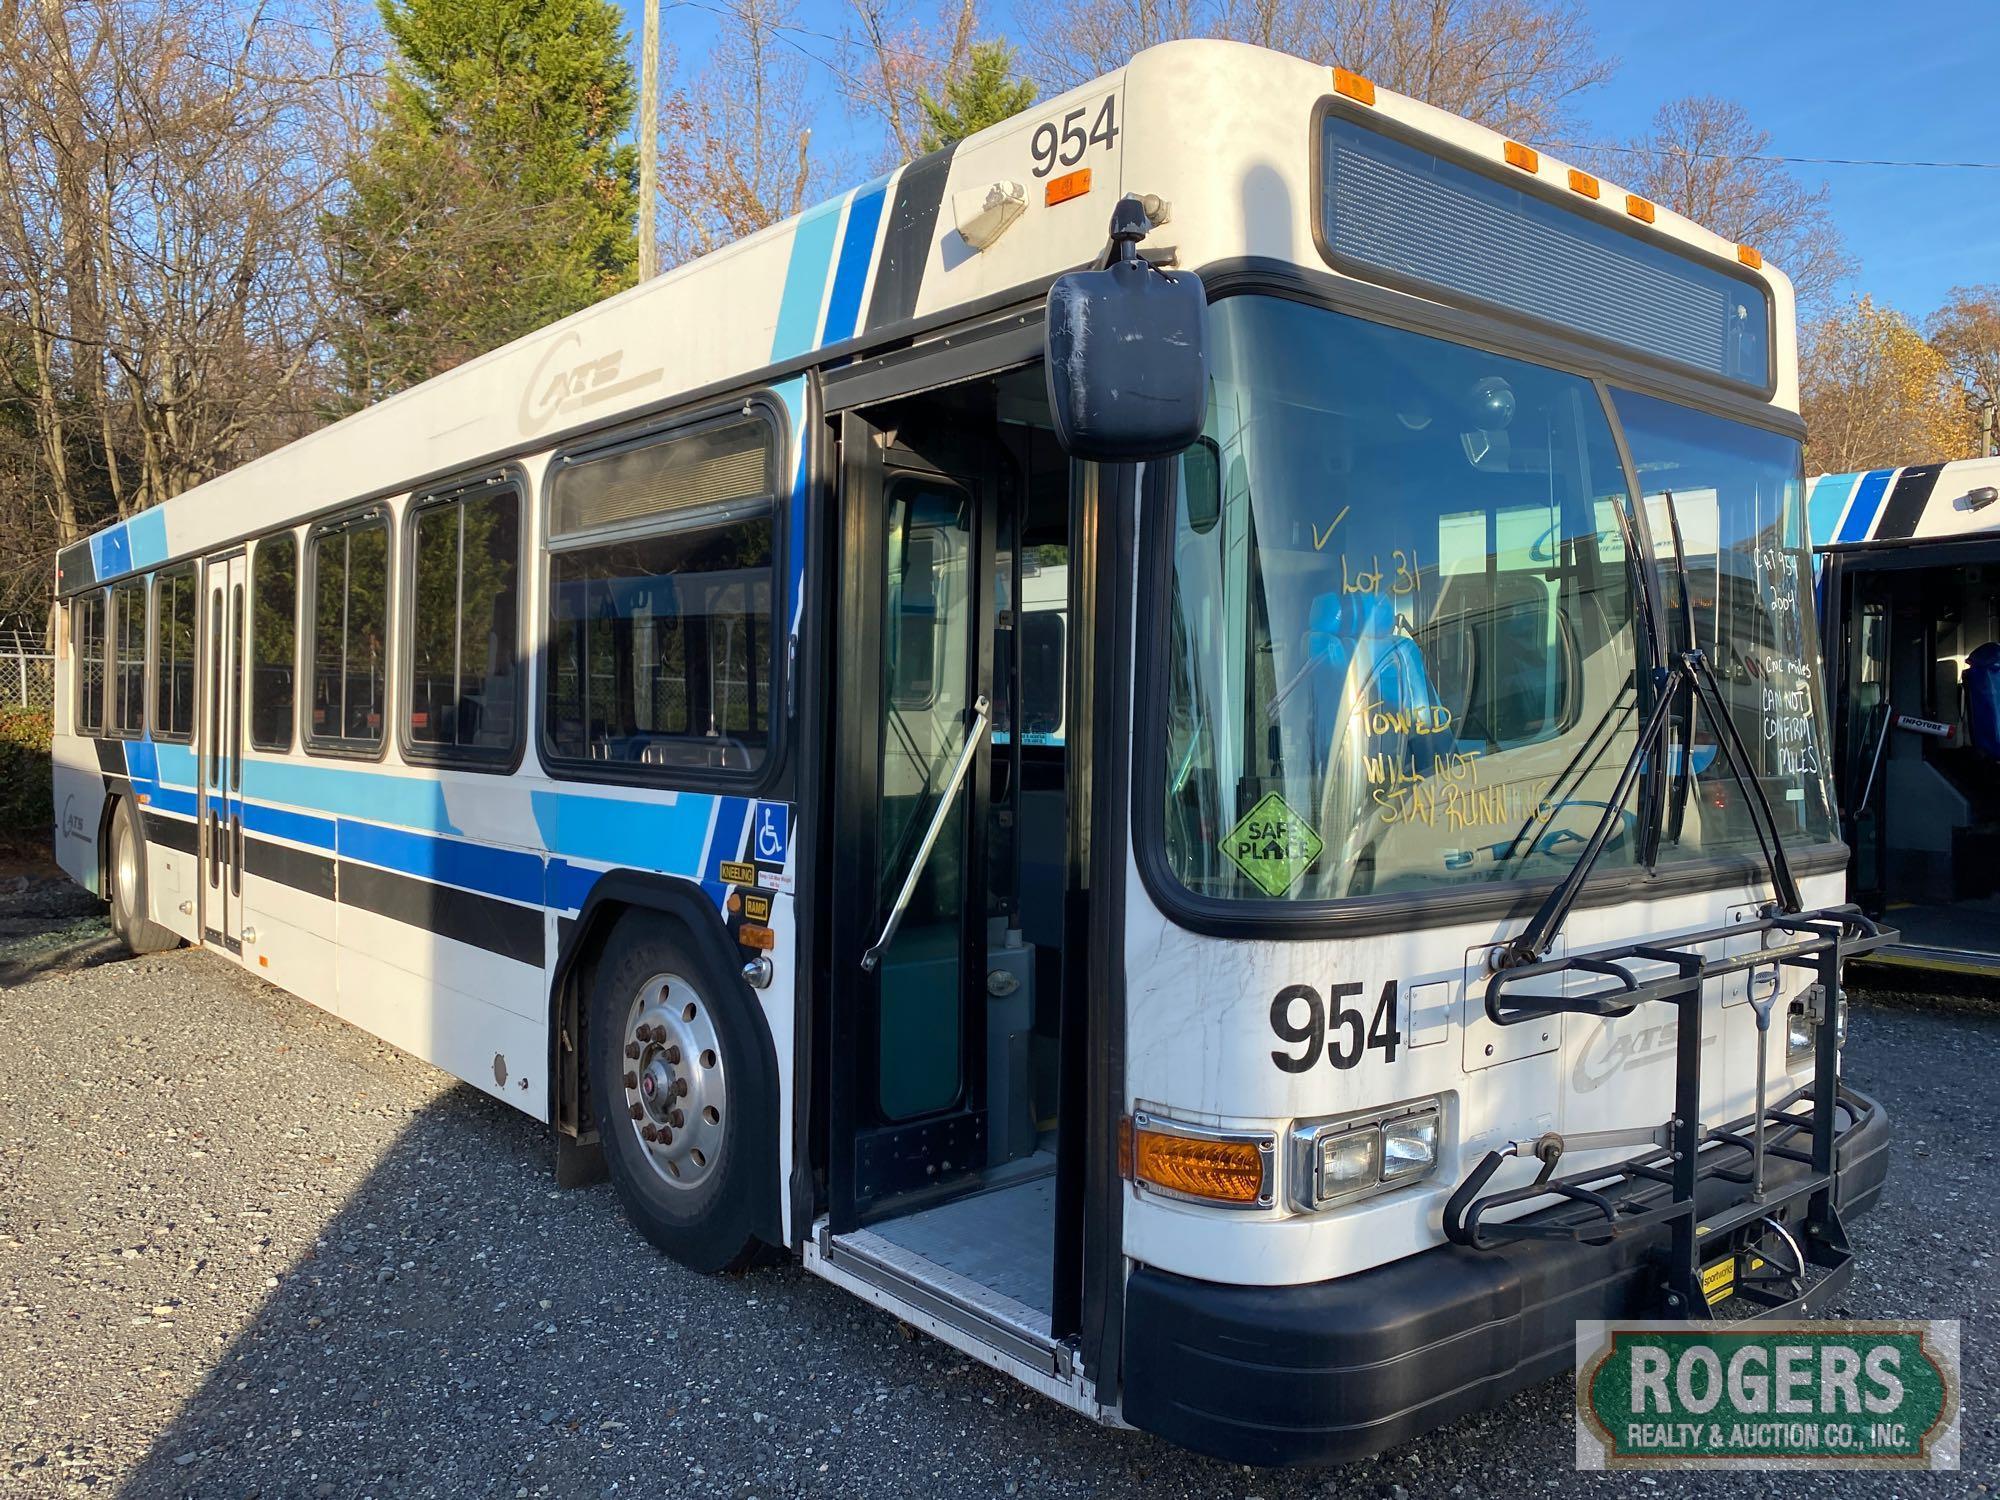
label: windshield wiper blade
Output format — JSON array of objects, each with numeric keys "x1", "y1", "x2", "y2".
[
  {"x1": 1501, "y1": 493, "x2": 1805, "y2": 967},
  {"x1": 1656, "y1": 488, "x2": 1803, "y2": 917}
]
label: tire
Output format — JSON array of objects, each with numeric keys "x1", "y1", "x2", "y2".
[
  {"x1": 107, "y1": 798, "x2": 179, "y2": 956},
  {"x1": 588, "y1": 910, "x2": 770, "y2": 1273}
]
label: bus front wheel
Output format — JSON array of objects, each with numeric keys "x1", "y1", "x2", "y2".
[
  {"x1": 588, "y1": 911, "x2": 765, "y2": 1273},
  {"x1": 108, "y1": 799, "x2": 179, "y2": 956}
]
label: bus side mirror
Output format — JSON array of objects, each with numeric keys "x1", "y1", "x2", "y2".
[{"x1": 1044, "y1": 198, "x2": 1208, "y2": 462}]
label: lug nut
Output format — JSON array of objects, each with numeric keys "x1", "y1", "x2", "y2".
[
  {"x1": 668, "y1": 1109, "x2": 685, "y2": 1129},
  {"x1": 672, "y1": 1078, "x2": 689, "y2": 1098},
  {"x1": 664, "y1": 1045, "x2": 681, "y2": 1065},
  {"x1": 625, "y1": 1041, "x2": 641, "y2": 1060},
  {"x1": 642, "y1": 1124, "x2": 659, "y2": 1142},
  {"x1": 658, "y1": 1128, "x2": 674, "y2": 1147},
  {"x1": 637, "y1": 1023, "x2": 656, "y2": 1042},
  {"x1": 622, "y1": 1071, "x2": 637, "y2": 1090},
  {"x1": 628, "y1": 1103, "x2": 644, "y2": 1120}
]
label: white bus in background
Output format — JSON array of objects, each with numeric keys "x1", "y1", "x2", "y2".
[
  {"x1": 49, "y1": 41, "x2": 1892, "y2": 1464},
  {"x1": 1810, "y1": 454, "x2": 2000, "y2": 975}
]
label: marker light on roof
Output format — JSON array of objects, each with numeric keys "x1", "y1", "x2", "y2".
[
  {"x1": 1503, "y1": 141, "x2": 1538, "y2": 173},
  {"x1": 1567, "y1": 168, "x2": 1600, "y2": 199},
  {"x1": 1625, "y1": 193, "x2": 1657, "y2": 224},
  {"x1": 1331, "y1": 66, "x2": 1375, "y2": 105},
  {"x1": 1737, "y1": 244, "x2": 1764, "y2": 269}
]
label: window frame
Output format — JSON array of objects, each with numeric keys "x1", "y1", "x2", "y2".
[
  {"x1": 302, "y1": 504, "x2": 394, "y2": 761},
  {"x1": 535, "y1": 394, "x2": 790, "y2": 792},
  {"x1": 72, "y1": 589, "x2": 107, "y2": 737},
  {"x1": 248, "y1": 531, "x2": 300, "y2": 753},
  {"x1": 399, "y1": 469, "x2": 529, "y2": 773},
  {"x1": 150, "y1": 562, "x2": 199, "y2": 744},
  {"x1": 1129, "y1": 279, "x2": 1845, "y2": 943},
  {"x1": 105, "y1": 576, "x2": 149, "y2": 740}
]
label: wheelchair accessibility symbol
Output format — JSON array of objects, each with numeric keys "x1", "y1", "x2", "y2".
[{"x1": 753, "y1": 804, "x2": 790, "y2": 865}]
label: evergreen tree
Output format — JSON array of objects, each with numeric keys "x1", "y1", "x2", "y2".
[
  {"x1": 916, "y1": 41, "x2": 1036, "y2": 153},
  {"x1": 326, "y1": 0, "x2": 639, "y2": 403}
]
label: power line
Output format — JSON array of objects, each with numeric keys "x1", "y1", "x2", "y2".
[{"x1": 1555, "y1": 141, "x2": 2000, "y2": 172}]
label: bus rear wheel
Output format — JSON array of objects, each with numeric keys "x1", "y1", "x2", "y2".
[
  {"x1": 107, "y1": 799, "x2": 179, "y2": 956},
  {"x1": 588, "y1": 911, "x2": 765, "y2": 1273}
]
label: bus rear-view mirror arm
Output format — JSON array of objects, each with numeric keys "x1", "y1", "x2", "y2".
[{"x1": 1043, "y1": 196, "x2": 1209, "y2": 463}]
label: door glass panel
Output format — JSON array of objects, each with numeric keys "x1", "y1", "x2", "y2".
[{"x1": 876, "y1": 476, "x2": 973, "y2": 1121}]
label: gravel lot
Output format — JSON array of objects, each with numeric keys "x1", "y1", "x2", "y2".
[{"x1": 1, "y1": 871, "x2": 1991, "y2": 1499}]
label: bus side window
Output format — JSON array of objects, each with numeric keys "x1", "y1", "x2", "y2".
[
  {"x1": 406, "y1": 482, "x2": 522, "y2": 763},
  {"x1": 153, "y1": 565, "x2": 199, "y2": 743},
  {"x1": 543, "y1": 410, "x2": 778, "y2": 777},
  {"x1": 74, "y1": 591, "x2": 106, "y2": 736},
  {"x1": 108, "y1": 578, "x2": 148, "y2": 738},
  {"x1": 305, "y1": 513, "x2": 390, "y2": 754},
  {"x1": 249, "y1": 536, "x2": 296, "y2": 751}
]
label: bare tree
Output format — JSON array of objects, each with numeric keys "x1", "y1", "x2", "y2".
[
  {"x1": 1016, "y1": 0, "x2": 1612, "y2": 140},
  {"x1": 0, "y1": 0, "x2": 376, "y2": 627},
  {"x1": 654, "y1": 0, "x2": 833, "y2": 267},
  {"x1": 1593, "y1": 96, "x2": 1854, "y2": 314},
  {"x1": 842, "y1": 0, "x2": 979, "y2": 163}
]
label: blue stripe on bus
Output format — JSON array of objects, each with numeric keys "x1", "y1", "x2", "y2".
[
  {"x1": 128, "y1": 507, "x2": 169, "y2": 570},
  {"x1": 529, "y1": 789, "x2": 716, "y2": 875},
  {"x1": 242, "y1": 758, "x2": 462, "y2": 835},
  {"x1": 1807, "y1": 472, "x2": 1858, "y2": 549},
  {"x1": 1836, "y1": 468, "x2": 1896, "y2": 542},
  {"x1": 546, "y1": 858, "x2": 600, "y2": 915},
  {"x1": 89, "y1": 525, "x2": 131, "y2": 582},
  {"x1": 337, "y1": 818, "x2": 546, "y2": 907},
  {"x1": 771, "y1": 196, "x2": 846, "y2": 362},
  {"x1": 241, "y1": 800, "x2": 335, "y2": 851},
  {"x1": 820, "y1": 178, "x2": 889, "y2": 348},
  {"x1": 154, "y1": 740, "x2": 197, "y2": 786}
]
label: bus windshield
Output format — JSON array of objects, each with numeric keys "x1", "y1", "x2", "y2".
[{"x1": 1160, "y1": 295, "x2": 1834, "y2": 904}]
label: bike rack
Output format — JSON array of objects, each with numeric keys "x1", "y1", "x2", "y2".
[{"x1": 1443, "y1": 905, "x2": 1894, "y2": 1319}]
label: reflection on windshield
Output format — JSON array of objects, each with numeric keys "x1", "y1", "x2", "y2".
[
  {"x1": 1613, "y1": 389, "x2": 1836, "y2": 859},
  {"x1": 1161, "y1": 296, "x2": 1834, "y2": 906}
]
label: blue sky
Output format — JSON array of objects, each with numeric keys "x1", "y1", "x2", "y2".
[{"x1": 621, "y1": 0, "x2": 2000, "y2": 321}]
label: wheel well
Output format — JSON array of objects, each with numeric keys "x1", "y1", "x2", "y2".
[
  {"x1": 547, "y1": 873, "x2": 783, "y2": 1243},
  {"x1": 95, "y1": 791, "x2": 124, "y2": 902}
]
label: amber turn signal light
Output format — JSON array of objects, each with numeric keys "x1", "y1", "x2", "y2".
[{"x1": 1127, "y1": 1115, "x2": 1271, "y2": 1206}]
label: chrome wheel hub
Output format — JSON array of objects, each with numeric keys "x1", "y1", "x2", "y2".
[{"x1": 620, "y1": 972, "x2": 725, "y2": 1190}]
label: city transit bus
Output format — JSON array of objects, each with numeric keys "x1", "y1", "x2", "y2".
[{"x1": 48, "y1": 41, "x2": 1890, "y2": 1465}]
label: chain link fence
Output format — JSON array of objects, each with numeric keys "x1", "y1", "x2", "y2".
[{"x1": 0, "y1": 631, "x2": 55, "y2": 713}]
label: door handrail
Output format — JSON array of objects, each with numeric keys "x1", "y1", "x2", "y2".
[{"x1": 862, "y1": 694, "x2": 991, "y2": 974}]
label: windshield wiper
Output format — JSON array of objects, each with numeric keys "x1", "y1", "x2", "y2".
[{"x1": 1501, "y1": 491, "x2": 1803, "y2": 967}]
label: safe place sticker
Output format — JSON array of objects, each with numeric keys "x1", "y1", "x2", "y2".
[{"x1": 1220, "y1": 792, "x2": 1324, "y2": 898}]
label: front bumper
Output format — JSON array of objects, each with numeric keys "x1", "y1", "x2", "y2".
[{"x1": 1120, "y1": 1083, "x2": 1890, "y2": 1467}]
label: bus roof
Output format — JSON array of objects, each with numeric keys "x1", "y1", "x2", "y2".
[
  {"x1": 58, "y1": 39, "x2": 1797, "y2": 595},
  {"x1": 1808, "y1": 455, "x2": 2000, "y2": 551}
]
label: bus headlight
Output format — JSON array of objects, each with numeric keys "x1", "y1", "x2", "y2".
[{"x1": 1288, "y1": 1098, "x2": 1443, "y2": 1212}]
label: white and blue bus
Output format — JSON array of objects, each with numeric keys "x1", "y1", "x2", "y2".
[{"x1": 50, "y1": 41, "x2": 1891, "y2": 1464}]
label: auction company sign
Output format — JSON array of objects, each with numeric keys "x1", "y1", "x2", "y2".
[{"x1": 1575, "y1": 1321, "x2": 1960, "y2": 1470}]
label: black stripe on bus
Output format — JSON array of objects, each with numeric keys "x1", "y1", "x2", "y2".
[
  {"x1": 143, "y1": 810, "x2": 199, "y2": 856},
  {"x1": 245, "y1": 834, "x2": 336, "y2": 901},
  {"x1": 864, "y1": 142, "x2": 957, "y2": 332},
  {"x1": 93, "y1": 738, "x2": 125, "y2": 774},
  {"x1": 1874, "y1": 463, "x2": 1944, "y2": 541},
  {"x1": 336, "y1": 859, "x2": 544, "y2": 967}
]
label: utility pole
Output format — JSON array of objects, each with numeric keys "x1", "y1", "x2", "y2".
[{"x1": 637, "y1": 0, "x2": 659, "y2": 281}]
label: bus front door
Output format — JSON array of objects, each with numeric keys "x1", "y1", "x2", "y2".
[
  {"x1": 829, "y1": 407, "x2": 996, "y2": 1224},
  {"x1": 198, "y1": 553, "x2": 247, "y2": 952}
]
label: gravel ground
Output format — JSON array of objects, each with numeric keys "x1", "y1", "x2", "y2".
[{"x1": 0, "y1": 875, "x2": 1991, "y2": 1499}]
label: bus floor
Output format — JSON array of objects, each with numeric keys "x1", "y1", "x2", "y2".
[{"x1": 866, "y1": 1145, "x2": 1057, "y2": 1320}]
